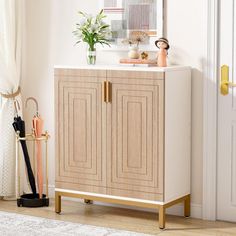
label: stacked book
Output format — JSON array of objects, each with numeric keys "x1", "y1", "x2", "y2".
[{"x1": 119, "y1": 58, "x2": 157, "y2": 67}]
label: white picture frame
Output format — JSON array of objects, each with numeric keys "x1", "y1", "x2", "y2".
[{"x1": 99, "y1": 0, "x2": 164, "y2": 51}]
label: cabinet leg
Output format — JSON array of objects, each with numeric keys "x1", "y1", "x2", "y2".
[
  {"x1": 184, "y1": 194, "x2": 191, "y2": 217},
  {"x1": 55, "y1": 192, "x2": 61, "y2": 214},
  {"x1": 159, "y1": 205, "x2": 166, "y2": 229},
  {"x1": 84, "y1": 199, "x2": 93, "y2": 204}
]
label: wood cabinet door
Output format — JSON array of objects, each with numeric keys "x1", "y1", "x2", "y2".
[
  {"x1": 106, "y1": 71, "x2": 164, "y2": 201},
  {"x1": 55, "y1": 69, "x2": 107, "y2": 193}
]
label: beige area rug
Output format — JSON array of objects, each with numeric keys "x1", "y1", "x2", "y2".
[{"x1": 0, "y1": 211, "x2": 152, "y2": 236}]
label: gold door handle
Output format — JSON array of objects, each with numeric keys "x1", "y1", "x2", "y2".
[
  {"x1": 106, "y1": 81, "x2": 112, "y2": 103},
  {"x1": 103, "y1": 81, "x2": 107, "y2": 102},
  {"x1": 103, "y1": 81, "x2": 112, "y2": 103},
  {"x1": 221, "y1": 65, "x2": 236, "y2": 95}
]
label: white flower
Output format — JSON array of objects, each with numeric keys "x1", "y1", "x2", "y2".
[
  {"x1": 90, "y1": 24, "x2": 99, "y2": 33},
  {"x1": 91, "y1": 18, "x2": 97, "y2": 25},
  {"x1": 99, "y1": 20, "x2": 106, "y2": 26},
  {"x1": 87, "y1": 14, "x2": 93, "y2": 21},
  {"x1": 79, "y1": 17, "x2": 87, "y2": 26},
  {"x1": 73, "y1": 10, "x2": 111, "y2": 47}
]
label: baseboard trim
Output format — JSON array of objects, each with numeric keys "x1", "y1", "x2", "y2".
[{"x1": 46, "y1": 185, "x2": 202, "y2": 219}]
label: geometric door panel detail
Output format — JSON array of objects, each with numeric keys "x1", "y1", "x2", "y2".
[
  {"x1": 119, "y1": 92, "x2": 151, "y2": 179},
  {"x1": 107, "y1": 79, "x2": 164, "y2": 196},
  {"x1": 56, "y1": 78, "x2": 106, "y2": 188}
]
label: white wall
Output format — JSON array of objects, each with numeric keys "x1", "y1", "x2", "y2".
[{"x1": 22, "y1": 0, "x2": 206, "y2": 209}]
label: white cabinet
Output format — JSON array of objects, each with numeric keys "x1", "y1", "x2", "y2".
[{"x1": 54, "y1": 66, "x2": 191, "y2": 229}]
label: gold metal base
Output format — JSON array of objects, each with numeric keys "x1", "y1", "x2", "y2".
[
  {"x1": 55, "y1": 191, "x2": 190, "y2": 229},
  {"x1": 55, "y1": 192, "x2": 61, "y2": 214},
  {"x1": 84, "y1": 199, "x2": 93, "y2": 204}
]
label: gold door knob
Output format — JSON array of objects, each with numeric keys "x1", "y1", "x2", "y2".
[{"x1": 221, "y1": 65, "x2": 236, "y2": 95}]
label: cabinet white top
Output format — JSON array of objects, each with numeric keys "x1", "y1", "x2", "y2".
[{"x1": 54, "y1": 64, "x2": 190, "y2": 72}]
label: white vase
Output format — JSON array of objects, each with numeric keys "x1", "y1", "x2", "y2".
[{"x1": 128, "y1": 46, "x2": 139, "y2": 59}]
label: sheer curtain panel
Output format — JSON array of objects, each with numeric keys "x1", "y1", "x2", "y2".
[{"x1": 0, "y1": 0, "x2": 24, "y2": 197}]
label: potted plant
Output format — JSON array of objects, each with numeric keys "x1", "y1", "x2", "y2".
[{"x1": 73, "y1": 10, "x2": 111, "y2": 65}]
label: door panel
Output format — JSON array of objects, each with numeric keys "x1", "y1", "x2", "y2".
[
  {"x1": 107, "y1": 75, "x2": 164, "y2": 200},
  {"x1": 231, "y1": 124, "x2": 236, "y2": 206},
  {"x1": 218, "y1": 0, "x2": 236, "y2": 222},
  {"x1": 55, "y1": 74, "x2": 106, "y2": 190}
]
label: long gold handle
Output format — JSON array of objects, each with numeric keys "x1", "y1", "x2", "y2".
[
  {"x1": 221, "y1": 65, "x2": 236, "y2": 95},
  {"x1": 103, "y1": 81, "x2": 112, "y2": 103},
  {"x1": 106, "y1": 81, "x2": 112, "y2": 103},
  {"x1": 103, "y1": 81, "x2": 107, "y2": 102}
]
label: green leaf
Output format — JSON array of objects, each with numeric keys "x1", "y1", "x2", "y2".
[
  {"x1": 100, "y1": 25, "x2": 109, "y2": 29},
  {"x1": 78, "y1": 11, "x2": 85, "y2": 16},
  {"x1": 74, "y1": 40, "x2": 81, "y2": 46},
  {"x1": 99, "y1": 41, "x2": 110, "y2": 47}
]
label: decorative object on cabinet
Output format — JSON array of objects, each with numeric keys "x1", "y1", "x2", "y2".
[
  {"x1": 55, "y1": 66, "x2": 191, "y2": 229},
  {"x1": 128, "y1": 45, "x2": 140, "y2": 59},
  {"x1": 73, "y1": 10, "x2": 111, "y2": 65},
  {"x1": 99, "y1": 0, "x2": 164, "y2": 49},
  {"x1": 155, "y1": 37, "x2": 170, "y2": 67},
  {"x1": 141, "y1": 51, "x2": 149, "y2": 60},
  {"x1": 129, "y1": 31, "x2": 149, "y2": 46},
  {"x1": 122, "y1": 31, "x2": 149, "y2": 59}
]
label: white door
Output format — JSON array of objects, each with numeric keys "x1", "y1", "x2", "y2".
[{"x1": 218, "y1": 0, "x2": 236, "y2": 222}]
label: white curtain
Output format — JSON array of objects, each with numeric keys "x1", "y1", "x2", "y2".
[{"x1": 0, "y1": 0, "x2": 24, "y2": 197}]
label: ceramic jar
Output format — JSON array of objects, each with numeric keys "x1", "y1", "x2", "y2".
[{"x1": 128, "y1": 46, "x2": 139, "y2": 59}]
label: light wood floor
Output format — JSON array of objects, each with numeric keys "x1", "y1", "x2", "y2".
[{"x1": 0, "y1": 199, "x2": 235, "y2": 235}]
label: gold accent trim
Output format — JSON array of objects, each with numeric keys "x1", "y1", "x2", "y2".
[
  {"x1": 45, "y1": 131, "x2": 49, "y2": 197},
  {"x1": 1, "y1": 86, "x2": 21, "y2": 99},
  {"x1": 106, "y1": 81, "x2": 109, "y2": 103},
  {"x1": 15, "y1": 131, "x2": 50, "y2": 198},
  {"x1": 220, "y1": 65, "x2": 236, "y2": 95},
  {"x1": 164, "y1": 195, "x2": 189, "y2": 208},
  {"x1": 184, "y1": 194, "x2": 191, "y2": 217},
  {"x1": 221, "y1": 65, "x2": 229, "y2": 95},
  {"x1": 55, "y1": 190, "x2": 190, "y2": 229},
  {"x1": 55, "y1": 192, "x2": 61, "y2": 213},
  {"x1": 159, "y1": 205, "x2": 166, "y2": 229},
  {"x1": 84, "y1": 199, "x2": 93, "y2": 204},
  {"x1": 103, "y1": 81, "x2": 111, "y2": 103},
  {"x1": 103, "y1": 81, "x2": 107, "y2": 102},
  {"x1": 33, "y1": 131, "x2": 36, "y2": 175},
  {"x1": 106, "y1": 81, "x2": 112, "y2": 103},
  {"x1": 15, "y1": 132, "x2": 21, "y2": 199},
  {"x1": 16, "y1": 133, "x2": 50, "y2": 141}
]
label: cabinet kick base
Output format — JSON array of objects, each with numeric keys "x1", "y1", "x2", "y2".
[{"x1": 55, "y1": 188, "x2": 190, "y2": 229}]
